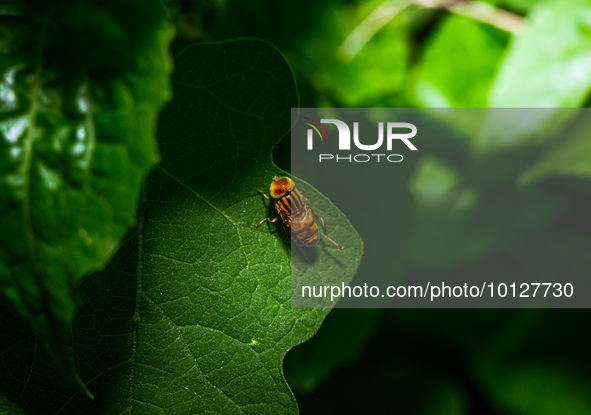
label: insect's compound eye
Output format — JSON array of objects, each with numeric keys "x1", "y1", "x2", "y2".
[
  {"x1": 269, "y1": 183, "x2": 286, "y2": 199},
  {"x1": 279, "y1": 177, "x2": 295, "y2": 191}
]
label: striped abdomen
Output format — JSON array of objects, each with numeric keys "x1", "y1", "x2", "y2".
[{"x1": 274, "y1": 189, "x2": 319, "y2": 246}]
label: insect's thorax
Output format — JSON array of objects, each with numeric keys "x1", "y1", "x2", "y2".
[{"x1": 275, "y1": 189, "x2": 306, "y2": 218}]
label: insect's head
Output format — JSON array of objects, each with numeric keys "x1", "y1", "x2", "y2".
[{"x1": 269, "y1": 176, "x2": 294, "y2": 199}]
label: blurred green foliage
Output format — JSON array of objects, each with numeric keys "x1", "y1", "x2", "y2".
[
  {"x1": 0, "y1": 0, "x2": 173, "y2": 399},
  {"x1": 2, "y1": 0, "x2": 591, "y2": 413}
]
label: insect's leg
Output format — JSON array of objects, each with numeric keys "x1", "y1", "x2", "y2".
[
  {"x1": 311, "y1": 208, "x2": 344, "y2": 250},
  {"x1": 323, "y1": 234, "x2": 344, "y2": 250},
  {"x1": 255, "y1": 216, "x2": 279, "y2": 228},
  {"x1": 256, "y1": 189, "x2": 270, "y2": 199},
  {"x1": 300, "y1": 188, "x2": 306, "y2": 194}
]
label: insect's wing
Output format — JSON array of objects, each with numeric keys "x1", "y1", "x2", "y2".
[{"x1": 277, "y1": 208, "x2": 291, "y2": 239}]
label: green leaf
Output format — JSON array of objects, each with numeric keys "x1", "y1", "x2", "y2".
[
  {"x1": 0, "y1": 39, "x2": 363, "y2": 414},
  {"x1": 0, "y1": 396, "x2": 28, "y2": 415},
  {"x1": 497, "y1": 0, "x2": 539, "y2": 14},
  {"x1": 519, "y1": 115, "x2": 591, "y2": 186},
  {"x1": 0, "y1": 0, "x2": 173, "y2": 398},
  {"x1": 474, "y1": 0, "x2": 591, "y2": 156},
  {"x1": 411, "y1": 17, "x2": 506, "y2": 146},
  {"x1": 488, "y1": 0, "x2": 591, "y2": 108},
  {"x1": 414, "y1": 15, "x2": 506, "y2": 108},
  {"x1": 300, "y1": 2, "x2": 408, "y2": 106}
]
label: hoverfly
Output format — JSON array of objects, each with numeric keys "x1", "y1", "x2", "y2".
[{"x1": 255, "y1": 176, "x2": 344, "y2": 250}]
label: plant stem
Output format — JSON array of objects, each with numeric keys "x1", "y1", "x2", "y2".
[{"x1": 337, "y1": 0, "x2": 525, "y2": 63}]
